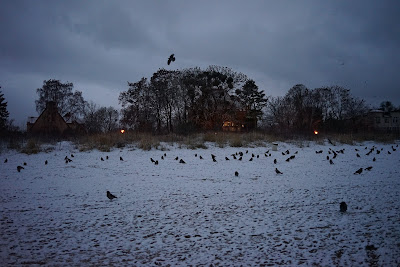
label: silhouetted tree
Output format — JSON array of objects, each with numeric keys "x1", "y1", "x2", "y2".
[
  {"x1": 379, "y1": 101, "x2": 395, "y2": 112},
  {"x1": 35, "y1": 79, "x2": 86, "y2": 118},
  {"x1": 0, "y1": 86, "x2": 10, "y2": 130}
]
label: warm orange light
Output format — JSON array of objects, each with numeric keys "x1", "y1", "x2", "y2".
[
  {"x1": 120, "y1": 129, "x2": 125, "y2": 134},
  {"x1": 314, "y1": 130, "x2": 319, "y2": 135}
]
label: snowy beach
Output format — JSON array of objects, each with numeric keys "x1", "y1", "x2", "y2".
[{"x1": 1, "y1": 141, "x2": 399, "y2": 266}]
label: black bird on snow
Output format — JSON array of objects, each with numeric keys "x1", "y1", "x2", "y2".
[
  {"x1": 107, "y1": 191, "x2": 117, "y2": 200},
  {"x1": 155, "y1": 160, "x2": 159, "y2": 165},
  {"x1": 71, "y1": 154, "x2": 74, "y2": 158},
  {"x1": 249, "y1": 158, "x2": 253, "y2": 161},
  {"x1": 290, "y1": 155, "x2": 295, "y2": 160},
  {"x1": 211, "y1": 154, "x2": 216, "y2": 159},
  {"x1": 356, "y1": 153, "x2": 360, "y2": 158},
  {"x1": 388, "y1": 151, "x2": 392, "y2": 155},
  {"x1": 329, "y1": 159, "x2": 334, "y2": 165},
  {"x1": 161, "y1": 156, "x2": 164, "y2": 160},
  {"x1": 225, "y1": 157, "x2": 230, "y2": 161},
  {"x1": 246, "y1": 150, "x2": 248, "y2": 154},
  {"x1": 235, "y1": 171, "x2": 239, "y2": 176},
  {"x1": 167, "y1": 54, "x2": 175, "y2": 65},
  {"x1": 285, "y1": 150, "x2": 289, "y2": 155},
  {"x1": 274, "y1": 159, "x2": 277, "y2": 164},
  {"x1": 376, "y1": 150, "x2": 380, "y2": 154},
  {"x1": 45, "y1": 160, "x2": 48, "y2": 165},
  {"x1": 199, "y1": 156, "x2": 203, "y2": 159},
  {"x1": 195, "y1": 154, "x2": 197, "y2": 157},
  {"x1": 150, "y1": 158, "x2": 155, "y2": 163},
  {"x1": 257, "y1": 155, "x2": 259, "y2": 158},
  {"x1": 282, "y1": 152, "x2": 285, "y2": 156},
  {"x1": 275, "y1": 168, "x2": 283, "y2": 174},
  {"x1": 101, "y1": 157, "x2": 104, "y2": 161},
  {"x1": 373, "y1": 157, "x2": 376, "y2": 162},
  {"x1": 213, "y1": 158, "x2": 217, "y2": 162},
  {"x1": 106, "y1": 156, "x2": 109, "y2": 160},
  {"x1": 23, "y1": 162, "x2": 27, "y2": 166},
  {"x1": 4, "y1": 158, "x2": 8, "y2": 163},
  {"x1": 17, "y1": 165, "x2": 24, "y2": 172},
  {"x1": 340, "y1": 202, "x2": 347, "y2": 212},
  {"x1": 179, "y1": 159, "x2": 186, "y2": 164},
  {"x1": 233, "y1": 155, "x2": 237, "y2": 159},
  {"x1": 355, "y1": 148, "x2": 359, "y2": 152},
  {"x1": 365, "y1": 166, "x2": 373, "y2": 171},
  {"x1": 120, "y1": 156, "x2": 124, "y2": 161},
  {"x1": 354, "y1": 168, "x2": 363, "y2": 175},
  {"x1": 238, "y1": 157, "x2": 242, "y2": 161},
  {"x1": 285, "y1": 158, "x2": 290, "y2": 162},
  {"x1": 252, "y1": 153, "x2": 255, "y2": 158},
  {"x1": 175, "y1": 156, "x2": 179, "y2": 160}
]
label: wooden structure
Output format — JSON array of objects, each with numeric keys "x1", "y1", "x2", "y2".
[{"x1": 27, "y1": 101, "x2": 85, "y2": 136}]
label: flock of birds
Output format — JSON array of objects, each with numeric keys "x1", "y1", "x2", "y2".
[{"x1": 3, "y1": 142, "x2": 398, "y2": 211}]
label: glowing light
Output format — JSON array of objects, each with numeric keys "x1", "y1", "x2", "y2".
[
  {"x1": 314, "y1": 130, "x2": 319, "y2": 135},
  {"x1": 120, "y1": 129, "x2": 125, "y2": 134}
]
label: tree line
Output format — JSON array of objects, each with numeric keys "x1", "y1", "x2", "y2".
[{"x1": 1, "y1": 65, "x2": 398, "y2": 135}]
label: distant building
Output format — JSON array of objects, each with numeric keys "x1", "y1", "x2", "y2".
[
  {"x1": 27, "y1": 101, "x2": 85, "y2": 136},
  {"x1": 222, "y1": 110, "x2": 256, "y2": 132},
  {"x1": 364, "y1": 109, "x2": 400, "y2": 132}
]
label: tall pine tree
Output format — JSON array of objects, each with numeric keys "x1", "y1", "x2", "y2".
[{"x1": 0, "y1": 86, "x2": 10, "y2": 130}]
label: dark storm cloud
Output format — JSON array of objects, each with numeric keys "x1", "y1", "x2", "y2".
[{"x1": 1, "y1": 0, "x2": 400, "y2": 126}]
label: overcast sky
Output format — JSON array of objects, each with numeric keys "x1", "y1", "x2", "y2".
[{"x1": 1, "y1": 0, "x2": 399, "y2": 127}]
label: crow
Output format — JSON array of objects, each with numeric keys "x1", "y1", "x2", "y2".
[
  {"x1": 355, "y1": 148, "x2": 359, "y2": 151},
  {"x1": 167, "y1": 54, "x2": 175, "y2": 65},
  {"x1": 4, "y1": 158, "x2": 7, "y2": 163},
  {"x1": 155, "y1": 160, "x2": 158, "y2": 165},
  {"x1": 285, "y1": 150, "x2": 289, "y2": 154},
  {"x1": 17, "y1": 165, "x2": 24, "y2": 172},
  {"x1": 252, "y1": 153, "x2": 255, "y2": 158},
  {"x1": 266, "y1": 150, "x2": 270, "y2": 154},
  {"x1": 23, "y1": 162, "x2": 27, "y2": 166},
  {"x1": 211, "y1": 154, "x2": 216, "y2": 159},
  {"x1": 107, "y1": 191, "x2": 117, "y2": 200},
  {"x1": 290, "y1": 155, "x2": 295, "y2": 160},
  {"x1": 199, "y1": 156, "x2": 203, "y2": 159},
  {"x1": 235, "y1": 171, "x2": 239, "y2": 176},
  {"x1": 101, "y1": 157, "x2": 104, "y2": 161},
  {"x1": 120, "y1": 156, "x2": 124, "y2": 161},
  {"x1": 161, "y1": 156, "x2": 164, "y2": 160},
  {"x1": 275, "y1": 168, "x2": 283, "y2": 174},
  {"x1": 274, "y1": 159, "x2": 277, "y2": 164},
  {"x1": 238, "y1": 157, "x2": 242, "y2": 161},
  {"x1": 106, "y1": 156, "x2": 109, "y2": 160},
  {"x1": 71, "y1": 154, "x2": 74, "y2": 158},
  {"x1": 340, "y1": 201, "x2": 347, "y2": 212},
  {"x1": 249, "y1": 158, "x2": 253, "y2": 161},
  {"x1": 282, "y1": 152, "x2": 285, "y2": 156},
  {"x1": 233, "y1": 155, "x2": 237, "y2": 159},
  {"x1": 213, "y1": 158, "x2": 217, "y2": 162},
  {"x1": 356, "y1": 153, "x2": 360, "y2": 158},
  {"x1": 164, "y1": 153, "x2": 167, "y2": 157},
  {"x1": 179, "y1": 159, "x2": 186, "y2": 164},
  {"x1": 45, "y1": 160, "x2": 48, "y2": 165},
  {"x1": 388, "y1": 151, "x2": 391, "y2": 155},
  {"x1": 246, "y1": 150, "x2": 248, "y2": 154},
  {"x1": 175, "y1": 157, "x2": 179, "y2": 160},
  {"x1": 354, "y1": 168, "x2": 363, "y2": 175},
  {"x1": 195, "y1": 154, "x2": 197, "y2": 157},
  {"x1": 285, "y1": 158, "x2": 290, "y2": 162},
  {"x1": 365, "y1": 166, "x2": 373, "y2": 171},
  {"x1": 150, "y1": 158, "x2": 155, "y2": 163},
  {"x1": 373, "y1": 157, "x2": 376, "y2": 162},
  {"x1": 329, "y1": 159, "x2": 334, "y2": 165},
  {"x1": 225, "y1": 157, "x2": 230, "y2": 161}
]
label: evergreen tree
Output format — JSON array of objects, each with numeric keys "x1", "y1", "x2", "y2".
[{"x1": 0, "y1": 86, "x2": 10, "y2": 130}]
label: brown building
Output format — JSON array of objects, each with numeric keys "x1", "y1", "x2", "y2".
[
  {"x1": 27, "y1": 101, "x2": 85, "y2": 136},
  {"x1": 222, "y1": 110, "x2": 256, "y2": 132}
]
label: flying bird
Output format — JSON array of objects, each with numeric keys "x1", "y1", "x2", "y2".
[
  {"x1": 167, "y1": 54, "x2": 175, "y2": 65},
  {"x1": 107, "y1": 191, "x2": 117, "y2": 200},
  {"x1": 340, "y1": 201, "x2": 347, "y2": 212},
  {"x1": 354, "y1": 168, "x2": 363, "y2": 175},
  {"x1": 275, "y1": 168, "x2": 283, "y2": 174},
  {"x1": 17, "y1": 166, "x2": 24, "y2": 172}
]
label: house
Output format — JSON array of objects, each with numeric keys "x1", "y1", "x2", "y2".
[
  {"x1": 222, "y1": 110, "x2": 256, "y2": 132},
  {"x1": 364, "y1": 109, "x2": 400, "y2": 132},
  {"x1": 27, "y1": 101, "x2": 85, "y2": 136}
]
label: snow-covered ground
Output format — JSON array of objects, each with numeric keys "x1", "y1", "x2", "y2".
[{"x1": 1, "y1": 140, "x2": 399, "y2": 266}]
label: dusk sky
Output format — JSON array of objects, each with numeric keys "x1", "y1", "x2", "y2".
[{"x1": 1, "y1": 0, "x2": 399, "y2": 128}]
